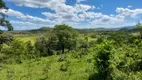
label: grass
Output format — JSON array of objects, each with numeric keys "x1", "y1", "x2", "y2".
[
  {"x1": 13, "y1": 33, "x2": 96, "y2": 44},
  {"x1": 13, "y1": 33, "x2": 44, "y2": 44},
  {"x1": 0, "y1": 52, "x2": 95, "y2": 80},
  {"x1": 0, "y1": 32, "x2": 96, "y2": 80},
  {"x1": 1, "y1": 31, "x2": 142, "y2": 80}
]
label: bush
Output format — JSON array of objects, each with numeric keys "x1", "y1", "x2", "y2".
[
  {"x1": 0, "y1": 34, "x2": 14, "y2": 45},
  {"x1": 96, "y1": 36, "x2": 106, "y2": 44},
  {"x1": 107, "y1": 32, "x2": 131, "y2": 45},
  {"x1": 78, "y1": 39, "x2": 89, "y2": 49},
  {"x1": 0, "y1": 40, "x2": 35, "y2": 63},
  {"x1": 35, "y1": 37, "x2": 55, "y2": 57},
  {"x1": 60, "y1": 61, "x2": 69, "y2": 71},
  {"x1": 0, "y1": 30, "x2": 3, "y2": 34}
]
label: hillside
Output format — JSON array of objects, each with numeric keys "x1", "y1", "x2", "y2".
[
  {"x1": 0, "y1": 52, "x2": 94, "y2": 80},
  {"x1": 10, "y1": 26, "x2": 136, "y2": 34}
]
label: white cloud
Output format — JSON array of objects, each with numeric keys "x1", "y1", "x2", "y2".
[
  {"x1": 116, "y1": 7, "x2": 142, "y2": 18},
  {"x1": 127, "y1": 5, "x2": 132, "y2": 8},
  {"x1": 7, "y1": 0, "x2": 66, "y2": 9},
  {"x1": 3, "y1": 0, "x2": 142, "y2": 29},
  {"x1": 77, "y1": 0, "x2": 86, "y2": 3},
  {"x1": 75, "y1": 4, "x2": 95, "y2": 12},
  {"x1": 7, "y1": 0, "x2": 94, "y2": 19},
  {"x1": 41, "y1": 3, "x2": 96, "y2": 24},
  {"x1": 96, "y1": 7, "x2": 101, "y2": 10},
  {"x1": 42, "y1": 12, "x2": 60, "y2": 19},
  {"x1": 6, "y1": 0, "x2": 95, "y2": 23},
  {"x1": 10, "y1": 20, "x2": 35, "y2": 25},
  {"x1": 0, "y1": 9, "x2": 53, "y2": 24},
  {"x1": 90, "y1": 14, "x2": 125, "y2": 26},
  {"x1": 10, "y1": 20, "x2": 53, "y2": 30},
  {"x1": 90, "y1": 8, "x2": 142, "y2": 27}
]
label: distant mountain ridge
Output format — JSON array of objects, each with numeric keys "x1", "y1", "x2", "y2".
[{"x1": 9, "y1": 25, "x2": 136, "y2": 33}]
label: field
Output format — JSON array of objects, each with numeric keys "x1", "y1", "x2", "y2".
[
  {"x1": 1, "y1": 0, "x2": 142, "y2": 80},
  {"x1": 0, "y1": 53, "x2": 94, "y2": 80},
  {"x1": 0, "y1": 26, "x2": 142, "y2": 80},
  {"x1": 0, "y1": 33, "x2": 96, "y2": 80},
  {"x1": 0, "y1": 30, "x2": 96, "y2": 80}
]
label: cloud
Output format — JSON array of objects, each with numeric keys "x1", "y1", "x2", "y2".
[
  {"x1": 77, "y1": 0, "x2": 86, "y2": 3},
  {"x1": 75, "y1": 4, "x2": 95, "y2": 12},
  {"x1": 6, "y1": 0, "x2": 95, "y2": 22},
  {"x1": 90, "y1": 8, "x2": 142, "y2": 27},
  {"x1": 7, "y1": 0, "x2": 66, "y2": 9},
  {"x1": 101, "y1": 4, "x2": 103, "y2": 8},
  {"x1": 42, "y1": 12, "x2": 60, "y2": 19},
  {"x1": 127, "y1": 5, "x2": 132, "y2": 8},
  {"x1": 3, "y1": 0, "x2": 142, "y2": 29},
  {"x1": 0, "y1": 9, "x2": 53, "y2": 24},
  {"x1": 10, "y1": 20, "x2": 35, "y2": 25},
  {"x1": 10, "y1": 20, "x2": 53, "y2": 30},
  {"x1": 41, "y1": 3, "x2": 96, "y2": 24},
  {"x1": 90, "y1": 14, "x2": 125, "y2": 26},
  {"x1": 116, "y1": 7, "x2": 142, "y2": 18}
]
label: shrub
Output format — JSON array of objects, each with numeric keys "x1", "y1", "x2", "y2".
[
  {"x1": 35, "y1": 37, "x2": 54, "y2": 57},
  {"x1": 0, "y1": 34, "x2": 14, "y2": 45},
  {"x1": 60, "y1": 62, "x2": 69, "y2": 71},
  {"x1": 93, "y1": 40, "x2": 115, "y2": 80},
  {"x1": 0, "y1": 40, "x2": 35, "y2": 63},
  {"x1": 0, "y1": 30, "x2": 3, "y2": 34}
]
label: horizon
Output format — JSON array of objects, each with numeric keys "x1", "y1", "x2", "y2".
[
  {"x1": 5, "y1": 25, "x2": 136, "y2": 31},
  {"x1": 0, "y1": 0, "x2": 142, "y2": 30}
]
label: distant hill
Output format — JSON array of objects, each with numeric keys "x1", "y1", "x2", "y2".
[
  {"x1": 28, "y1": 27, "x2": 52, "y2": 32},
  {"x1": 118, "y1": 26, "x2": 137, "y2": 32},
  {"x1": 26, "y1": 26, "x2": 137, "y2": 33},
  {"x1": 8, "y1": 25, "x2": 137, "y2": 34}
]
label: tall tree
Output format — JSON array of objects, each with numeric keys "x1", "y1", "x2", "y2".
[
  {"x1": 51, "y1": 24, "x2": 78, "y2": 53},
  {"x1": 0, "y1": 0, "x2": 13, "y2": 31}
]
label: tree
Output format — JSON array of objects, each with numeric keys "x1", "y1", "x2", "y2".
[
  {"x1": 35, "y1": 24, "x2": 78, "y2": 56},
  {"x1": 0, "y1": 0, "x2": 13, "y2": 31},
  {"x1": 35, "y1": 37, "x2": 56, "y2": 56},
  {"x1": 94, "y1": 40, "x2": 115, "y2": 80},
  {"x1": 136, "y1": 22, "x2": 142, "y2": 39},
  {"x1": 50, "y1": 24, "x2": 78, "y2": 53}
]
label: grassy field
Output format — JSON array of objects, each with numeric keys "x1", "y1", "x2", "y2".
[
  {"x1": 1, "y1": 29, "x2": 142, "y2": 80},
  {"x1": 13, "y1": 33, "x2": 45, "y2": 44},
  {"x1": 0, "y1": 51, "x2": 95, "y2": 80},
  {"x1": 13, "y1": 33, "x2": 96, "y2": 44},
  {"x1": 0, "y1": 32, "x2": 96, "y2": 80}
]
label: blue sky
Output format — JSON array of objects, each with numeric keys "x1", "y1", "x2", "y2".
[{"x1": 1, "y1": 0, "x2": 142, "y2": 30}]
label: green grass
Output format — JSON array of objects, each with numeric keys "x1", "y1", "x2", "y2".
[
  {"x1": 16, "y1": 36, "x2": 36, "y2": 44},
  {"x1": 13, "y1": 33, "x2": 43, "y2": 44},
  {"x1": 0, "y1": 53, "x2": 95, "y2": 80},
  {"x1": 1, "y1": 31, "x2": 142, "y2": 80},
  {"x1": 13, "y1": 33, "x2": 96, "y2": 44}
]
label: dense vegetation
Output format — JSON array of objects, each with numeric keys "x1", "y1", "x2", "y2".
[
  {"x1": 0, "y1": 0, "x2": 142, "y2": 80},
  {"x1": 0, "y1": 23, "x2": 142, "y2": 80}
]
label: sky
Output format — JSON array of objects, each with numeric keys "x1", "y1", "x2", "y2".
[{"x1": 0, "y1": 0, "x2": 142, "y2": 30}]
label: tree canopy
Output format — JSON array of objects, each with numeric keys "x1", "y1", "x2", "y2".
[
  {"x1": 136, "y1": 22, "x2": 142, "y2": 39},
  {"x1": 0, "y1": 0, "x2": 13, "y2": 31},
  {"x1": 52, "y1": 24, "x2": 78, "y2": 53}
]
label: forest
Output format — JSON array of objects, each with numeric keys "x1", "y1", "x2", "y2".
[{"x1": 0, "y1": 0, "x2": 142, "y2": 80}]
